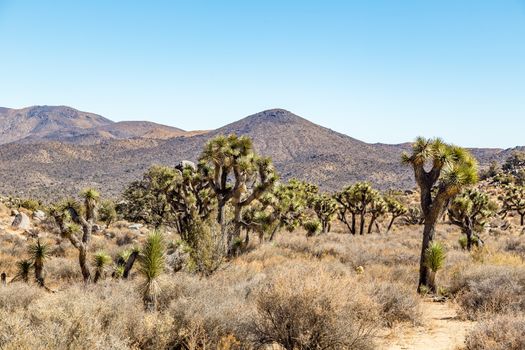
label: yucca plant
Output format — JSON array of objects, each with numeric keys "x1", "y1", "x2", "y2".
[
  {"x1": 424, "y1": 241, "x2": 446, "y2": 293},
  {"x1": 92, "y1": 251, "x2": 111, "y2": 283},
  {"x1": 12, "y1": 259, "x2": 33, "y2": 283},
  {"x1": 28, "y1": 239, "x2": 50, "y2": 287},
  {"x1": 138, "y1": 231, "x2": 165, "y2": 311}
]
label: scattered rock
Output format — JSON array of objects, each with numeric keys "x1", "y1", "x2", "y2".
[
  {"x1": 176, "y1": 160, "x2": 197, "y2": 172},
  {"x1": 11, "y1": 212, "x2": 31, "y2": 230},
  {"x1": 166, "y1": 246, "x2": 190, "y2": 273},
  {"x1": 92, "y1": 224, "x2": 103, "y2": 234},
  {"x1": 10, "y1": 209, "x2": 19, "y2": 216},
  {"x1": 128, "y1": 223, "x2": 143, "y2": 231},
  {"x1": 32, "y1": 210, "x2": 46, "y2": 221},
  {"x1": 23, "y1": 229, "x2": 40, "y2": 238}
]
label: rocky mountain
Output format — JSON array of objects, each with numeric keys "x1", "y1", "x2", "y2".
[
  {"x1": 0, "y1": 106, "x2": 517, "y2": 200},
  {"x1": 0, "y1": 106, "x2": 112, "y2": 144},
  {"x1": 0, "y1": 106, "x2": 198, "y2": 144}
]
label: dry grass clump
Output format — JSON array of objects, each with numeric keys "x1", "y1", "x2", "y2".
[
  {"x1": 465, "y1": 314, "x2": 525, "y2": 350},
  {"x1": 369, "y1": 282, "x2": 422, "y2": 327},
  {"x1": 450, "y1": 264, "x2": 525, "y2": 319},
  {"x1": 0, "y1": 283, "x2": 44, "y2": 311},
  {"x1": 0, "y1": 282, "x2": 175, "y2": 350}
]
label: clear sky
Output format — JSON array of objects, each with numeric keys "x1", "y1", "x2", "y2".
[{"x1": 0, "y1": 1, "x2": 524, "y2": 148}]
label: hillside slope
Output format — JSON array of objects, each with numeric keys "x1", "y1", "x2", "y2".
[{"x1": 0, "y1": 107, "x2": 516, "y2": 200}]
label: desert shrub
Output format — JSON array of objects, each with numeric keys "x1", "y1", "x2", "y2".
[
  {"x1": 46, "y1": 257, "x2": 82, "y2": 281},
  {"x1": 20, "y1": 198, "x2": 40, "y2": 211},
  {"x1": 504, "y1": 237, "x2": 525, "y2": 258},
  {"x1": 465, "y1": 314, "x2": 525, "y2": 350},
  {"x1": 369, "y1": 282, "x2": 421, "y2": 327},
  {"x1": 450, "y1": 264, "x2": 525, "y2": 319},
  {"x1": 0, "y1": 283, "x2": 44, "y2": 311},
  {"x1": 247, "y1": 272, "x2": 378, "y2": 350},
  {"x1": 167, "y1": 274, "x2": 252, "y2": 348},
  {"x1": 116, "y1": 230, "x2": 139, "y2": 246},
  {"x1": 9, "y1": 282, "x2": 176, "y2": 349}
]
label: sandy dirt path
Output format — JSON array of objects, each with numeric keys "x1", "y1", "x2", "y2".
[{"x1": 379, "y1": 300, "x2": 475, "y2": 350}]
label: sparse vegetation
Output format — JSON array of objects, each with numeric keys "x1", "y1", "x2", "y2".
[{"x1": 0, "y1": 134, "x2": 524, "y2": 349}]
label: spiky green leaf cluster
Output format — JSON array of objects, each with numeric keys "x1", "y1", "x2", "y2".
[
  {"x1": 424, "y1": 241, "x2": 446, "y2": 272},
  {"x1": 138, "y1": 231, "x2": 166, "y2": 280}
]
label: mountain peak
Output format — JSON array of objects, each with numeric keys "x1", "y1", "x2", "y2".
[{"x1": 246, "y1": 108, "x2": 305, "y2": 124}]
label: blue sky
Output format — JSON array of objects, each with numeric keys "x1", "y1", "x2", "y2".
[{"x1": 0, "y1": 1, "x2": 524, "y2": 148}]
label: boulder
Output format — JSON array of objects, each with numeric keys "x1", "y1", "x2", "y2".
[
  {"x1": 32, "y1": 210, "x2": 47, "y2": 221},
  {"x1": 176, "y1": 160, "x2": 197, "y2": 172},
  {"x1": 11, "y1": 212, "x2": 31, "y2": 230}
]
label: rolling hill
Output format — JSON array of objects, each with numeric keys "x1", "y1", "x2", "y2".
[{"x1": 0, "y1": 106, "x2": 517, "y2": 200}]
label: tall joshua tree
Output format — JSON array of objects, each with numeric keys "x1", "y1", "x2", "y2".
[
  {"x1": 50, "y1": 188, "x2": 100, "y2": 283},
  {"x1": 402, "y1": 137, "x2": 477, "y2": 293},
  {"x1": 199, "y1": 135, "x2": 277, "y2": 253},
  {"x1": 28, "y1": 239, "x2": 49, "y2": 287},
  {"x1": 448, "y1": 189, "x2": 496, "y2": 250}
]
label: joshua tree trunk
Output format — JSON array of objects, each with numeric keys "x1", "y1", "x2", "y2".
[
  {"x1": 351, "y1": 213, "x2": 356, "y2": 234},
  {"x1": 418, "y1": 217, "x2": 437, "y2": 293},
  {"x1": 269, "y1": 224, "x2": 280, "y2": 241},
  {"x1": 359, "y1": 211, "x2": 366, "y2": 235},
  {"x1": 79, "y1": 246, "x2": 91, "y2": 283},
  {"x1": 34, "y1": 259, "x2": 45, "y2": 287},
  {"x1": 1, "y1": 273, "x2": 6, "y2": 287},
  {"x1": 123, "y1": 251, "x2": 139, "y2": 279},
  {"x1": 94, "y1": 271, "x2": 101, "y2": 284},
  {"x1": 386, "y1": 215, "x2": 396, "y2": 233},
  {"x1": 367, "y1": 216, "x2": 378, "y2": 234},
  {"x1": 427, "y1": 270, "x2": 437, "y2": 293},
  {"x1": 521, "y1": 212, "x2": 525, "y2": 226}
]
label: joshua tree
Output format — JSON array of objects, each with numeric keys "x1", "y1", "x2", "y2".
[
  {"x1": 50, "y1": 188, "x2": 101, "y2": 283},
  {"x1": 448, "y1": 189, "x2": 496, "y2": 250},
  {"x1": 334, "y1": 186, "x2": 359, "y2": 234},
  {"x1": 199, "y1": 135, "x2": 277, "y2": 253},
  {"x1": 92, "y1": 251, "x2": 111, "y2": 283},
  {"x1": 367, "y1": 194, "x2": 387, "y2": 234},
  {"x1": 138, "y1": 231, "x2": 165, "y2": 311},
  {"x1": 121, "y1": 166, "x2": 177, "y2": 228},
  {"x1": 423, "y1": 241, "x2": 446, "y2": 293},
  {"x1": 403, "y1": 137, "x2": 477, "y2": 293},
  {"x1": 99, "y1": 200, "x2": 117, "y2": 228},
  {"x1": 500, "y1": 184, "x2": 525, "y2": 226},
  {"x1": 384, "y1": 197, "x2": 408, "y2": 233},
  {"x1": 28, "y1": 239, "x2": 50, "y2": 288},
  {"x1": 335, "y1": 183, "x2": 379, "y2": 235},
  {"x1": 310, "y1": 194, "x2": 338, "y2": 234},
  {"x1": 249, "y1": 179, "x2": 314, "y2": 242},
  {"x1": 165, "y1": 162, "x2": 215, "y2": 239},
  {"x1": 11, "y1": 260, "x2": 32, "y2": 283},
  {"x1": 0, "y1": 273, "x2": 6, "y2": 287}
]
